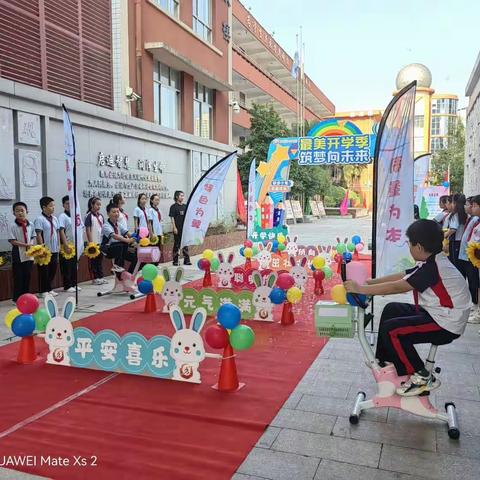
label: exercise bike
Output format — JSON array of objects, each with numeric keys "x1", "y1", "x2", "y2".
[{"x1": 341, "y1": 265, "x2": 460, "y2": 439}]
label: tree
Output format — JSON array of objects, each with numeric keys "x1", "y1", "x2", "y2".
[{"x1": 430, "y1": 120, "x2": 465, "y2": 193}]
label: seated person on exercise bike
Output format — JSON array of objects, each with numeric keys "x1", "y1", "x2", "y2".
[
  {"x1": 101, "y1": 203, "x2": 137, "y2": 274},
  {"x1": 344, "y1": 219, "x2": 471, "y2": 397}
]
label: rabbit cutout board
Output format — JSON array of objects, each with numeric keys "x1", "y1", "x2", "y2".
[
  {"x1": 217, "y1": 252, "x2": 234, "y2": 288},
  {"x1": 252, "y1": 270, "x2": 277, "y2": 321},
  {"x1": 285, "y1": 235, "x2": 299, "y2": 256},
  {"x1": 169, "y1": 306, "x2": 207, "y2": 383},
  {"x1": 44, "y1": 294, "x2": 76, "y2": 366},
  {"x1": 290, "y1": 256, "x2": 308, "y2": 292},
  {"x1": 161, "y1": 267, "x2": 184, "y2": 313},
  {"x1": 257, "y1": 242, "x2": 273, "y2": 270}
]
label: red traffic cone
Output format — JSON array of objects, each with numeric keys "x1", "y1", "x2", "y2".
[
  {"x1": 17, "y1": 335, "x2": 37, "y2": 364},
  {"x1": 144, "y1": 293, "x2": 157, "y2": 313},
  {"x1": 203, "y1": 267, "x2": 212, "y2": 287},
  {"x1": 244, "y1": 258, "x2": 252, "y2": 269},
  {"x1": 281, "y1": 302, "x2": 295, "y2": 325},
  {"x1": 213, "y1": 344, "x2": 245, "y2": 392}
]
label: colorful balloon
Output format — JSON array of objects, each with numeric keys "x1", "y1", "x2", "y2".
[
  {"x1": 243, "y1": 247, "x2": 253, "y2": 258},
  {"x1": 33, "y1": 308, "x2": 50, "y2": 332},
  {"x1": 229, "y1": 324, "x2": 255, "y2": 351},
  {"x1": 347, "y1": 293, "x2": 367, "y2": 307},
  {"x1": 287, "y1": 286, "x2": 302, "y2": 304},
  {"x1": 5, "y1": 308, "x2": 21, "y2": 329},
  {"x1": 152, "y1": 276, "x2": 166, "y2": 293},
  {"x1": 356, "y1": 243, "x2": 364, "y2": 252},
  {"x1": 277, "y1": 273, "x2": 295, "y2": 290},
  {"x1": 313, "y1": 270, "x2": 325, "y2": 281},
  {"x1": 252, "y1": 246, "x2": 259, "y2": 256},
  {"x1": 16, "y1": 293, "x2": 39, "y2": 314},
  {"x1": 12, "y1": 314, "x2": 35, "y2": 337},
  {"x1": 203, "y1": 249, "x2": 214, "y2": 261},
  {"x1": 136, "y1": 276, "x2": 144, "y2": 285},
  {"x1": 277, "y1": 243, "x2": 286, "y2": 252},
  {"x1": 352, "y1": 235, "x2": 362, "y2": 245},
  {"x1": 277, "y1": 233, "x2": 286, "y2": 243},
  {"x1": 139, "y1": 227, "x2": 149, "y2": 239},
  {"x1": 331, "y1": 284, "x2": 347, "y2": 304},
  {"x1": 343, "y1": 252, "x2": 352, "y2": 263},
  {"x1": 239, "y1": 247, "x2": 245, "y2": 257},
  {"x1": 244, "y1": 240, "x2": 253, "y2": 248},
  {"x1": 217, "y1": 303, "x2": 241, "y2": 330},
  {"x1": 198, "y1": 259, "x2": 210, "y2": 271},
  {"x1": 141, "y1": 264, "x2": 158, "y2": 281},
  {"x1": 210, "y1": 258, "x2": 220, "y2": 272},
  {"x1": 322, "y1": 266, "x2": 333, "y2": 280},
  {"x1": 269, "y1": 288, "x2": 286, "y2": 305},
  {"x1": 312, "y1": 256, "x2": 326, "y2": 270},
  {"x1": 205, "y1": 325, "x2": 229, "y2": 349},
  {"x1": 336, "y1": 243, "x2": 347, "y2": 254},
  {"x1": 138, "y1": 280, "x2": 153, "y2": 295},
  {"x1": 347, "y1": 243, "x2": 355, "y2": 252}
]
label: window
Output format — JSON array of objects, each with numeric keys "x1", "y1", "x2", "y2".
[
  {"x1": 431, "y1": 116, "x2": 440, "y2": 136},
  {"x1": 152, "y1": 0, "x2": 179, "y2": 17},
  {"x1": 153, "y1": 62, "x2": 181, "y2": 129},
  {"x1": 448, "y1": 98, "x2": 458, "y2": 115},
  {"x1": 194, "y1": 81, "x2": 213, "y2": 139},
  {"x1": 193, "y1": 0, "x2": 212, "y2": 42},
  {"x1": 414, "y1": 115, "x2": 424, "y2": 128},
  {"x1": 431, "y1": 137, "x2": 446, "y2": 152}
]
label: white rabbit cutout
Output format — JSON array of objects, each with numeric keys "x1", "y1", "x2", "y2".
[
  {"x1": 161, "y1": 267, "x2": 184, "y2": 313},
  {"x1": 257, "y1": 242, "x2": 272, "y2": 270},
  {"x1": 169, "y1": 306, "x2": 207, "y2": 383},
  {"x1": 252, "y1": 270, "x2": 277, "y2": 322},
  {"x1": 290, "y1": 256, "x2": 308, "y2": 292},
  {"x1": 44, "y1": 294, "x2": 76, "y2": 366},
  {"x1": 217, "y1": 252, "x2": 234, "y2": 288},
  {"x1": 285, "y1": 235, "x2": 299, "y2": 257}
]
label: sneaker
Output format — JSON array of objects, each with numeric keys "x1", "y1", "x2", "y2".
[
  {"x1": 112, "y1": 264, "x2": 124, "y2": 273},
  {"x1": 93, "y1": 279, "x2": 104, "y2": 286},
  {"x1": 468, "y1": 307, "x2": 480, "y2": 324},
  {"x1": 173, "y1": 262, "x2": 179, "y2": 266},
  {"x1": 396, "y1": 372, "x2": 441, "y2": 397},
  {"x1": 66, "y1": 287, "x2": 76, "y2": 293},
  {"x1": 184, "y1": 261, "x2": 192, "y2": 266},
  {"x1": 49, "y1": 291, "x2": 59, "y2": 297},
  {"x1": 100, "y1": 279, "x2": 109, "y2": 284}
]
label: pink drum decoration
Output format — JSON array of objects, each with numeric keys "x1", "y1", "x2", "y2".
[{"x1": 137, "y1": 246, "x2": 161, "y2": 264}]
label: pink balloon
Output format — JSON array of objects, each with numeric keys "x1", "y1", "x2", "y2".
[
  {"x1": 355, "y1": 243, "x2": 364, "y2": 252},
  {"x1": 346, "y1": 261, "x2": 369, "y2": 284},
  {"x1": 276, "y1": 273, "x2": 295, "y2": 290},
  {"x1": 139, "y1": 227, "x2": 149, "y2": 239}
]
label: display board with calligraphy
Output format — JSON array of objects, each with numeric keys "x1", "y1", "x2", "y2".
[
  {"x1": 285, "y1": 200, "x2": 295, "y2": 220},
  {"x1": 309, "y1": 200, "x2": 320, "y2": 217},
  {"x1": 316, "y1": 200, "x2": 326, "y2": 217},
  {"x1": 291, "y1": 200, "x2": 303, "y2": 219}
]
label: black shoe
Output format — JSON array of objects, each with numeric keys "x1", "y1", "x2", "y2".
[
  {"x1": 173, "y1": 262, "x2": 179, "y2": 266},
  {"x1": 184, "y1": 261, "x2": 192, "y2": 266}
]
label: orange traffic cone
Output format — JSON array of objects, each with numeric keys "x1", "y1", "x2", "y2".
[
  {"x1": 17, "y1": 335, "x2": 37, "y2": 364},
  {"x1": 281, "y1": 302, "x2": 295, "y2": 325},
  {"x1": 213, "y1": 344, "x2": 245, "y2": 392},
  {"x1": 202, "y1": 267, "x2": 212, "y2": 287},
  {"x1": 144, "y1": 293, "x2": 157, "y2": 313}
]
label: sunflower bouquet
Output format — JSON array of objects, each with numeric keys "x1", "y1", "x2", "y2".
[
  {"x1": 467, "y1": 242, "x2": 480, "y2": 269},
  {"x1": 27, "y1": 245, "x2": 52, "y2": 266},
  {"x1": 60, "y1": 242, "x2": 76, "y2": 260},
  {"x1": 139, "y1": 237, "x2": 150, "y2": 247},
  {"x1": 26, "y1": 244, "x2": 44, "y2": 258},
  {"x1": 0, "y1": 256, "x2": 5, "y2": 267},
  {"x1": 84, "y1": 242, "x2": 101, "y2": 259},
  {"x1": 150, "y1": 235, "x2": 159, "y2": 246}
]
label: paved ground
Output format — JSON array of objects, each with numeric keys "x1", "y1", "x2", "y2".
[{"x1": 1, "y1": 216, "x2": 480, "y2": 480}]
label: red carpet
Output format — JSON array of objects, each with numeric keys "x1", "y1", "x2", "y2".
[{"x1": 0, "y1": 263, "x2": 371, "y2": 479}]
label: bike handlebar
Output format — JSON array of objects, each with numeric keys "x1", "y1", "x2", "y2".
[{"x1": 340, "y1": 261, "x2": 370, "y2": 310}]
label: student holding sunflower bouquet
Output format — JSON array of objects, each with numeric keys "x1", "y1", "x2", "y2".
[{"x1": 149, "y1": 193, "x2": 164, "y2": 263}]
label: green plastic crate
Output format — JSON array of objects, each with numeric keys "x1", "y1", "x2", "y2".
[{"x1": 314, "y1": 301, "x2": 354, "y2": 338}]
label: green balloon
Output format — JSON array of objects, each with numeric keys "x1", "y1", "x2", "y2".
[
  {"x1": 210, "y1": 258, "x2": 220, "y2": 272},
  {"x1": 322, "y1": 266, "x2": 333, "y2": 280},
  {"x1": 278, "y1": 243, "x2": 286, "y2": 252},
  {"x1": 229, "y1": 324, "x2": 255, "y2": 351},
  {"x1": 142, "y1": 264, "x2": 158, "y2": 281},
  {"x1": 336, "y1": 243, "x2": 346, "y2": 254},
  {"x1": 34, "y1": 308, "x2": 50, "y2": 332},
  {"x1": 347, "y1": 242, "x2": 355, "y2": 252},
  {"x1": 252, "y1": 247, "x2": 259, "y2": 256}
]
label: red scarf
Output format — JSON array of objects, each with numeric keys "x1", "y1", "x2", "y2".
[
  {"x1": 153, "y1": 207, "x2": 161, "y2": 223},
  {"x1": 120, "y1": 208, "x2": 128, "y2": 221},
  {"x1": 92, "y1": 212, "x2": 103, "y2": 228},
  {"x1": 139, "y1": 207, "x2": 148, "y2": 226},
  {"x1": 468, "y1": 218, "x2": 480, "y2": 241},
  {"x1": 109, "y1": 219, "x2": 118, "y2": 235},
  {"x1": 42, "y1": 213, "x2": 54, "y2": 240},
  {"x1": 15, "y1": 219, "x2": 28, "y2": 243}
]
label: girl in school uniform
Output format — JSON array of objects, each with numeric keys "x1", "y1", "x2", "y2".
[
  {"x1": 134, "y1": 193, "x2": 152, "y2": 236},
  {"x1": 85, "y1": 197, "x2": 107, "y2": 285},
  {"x1": 444, "y1": 194, "x2": 467, "y2": 270},
  {"x1": 112, "y1": 193, "x2": 129, "y2": 231},
  {"x1": 149, "y1": 193, "x2": 164, "y2": 263}
]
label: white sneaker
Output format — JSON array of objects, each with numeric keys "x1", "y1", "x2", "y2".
[
  {"x1": 100, "y1": 278, "x2": 109, "y2": 284},
  {"x1": 396, "y1": 372, "x2": 441, "y2": 397},
  {"x1": 66, "y1": 287, "x2": 76, "y2": 293},
  {"x1": 49, "y1": 291, "x2": 59, "y2": 297},
  {"x1": 93, "y1": 279, "x2": 103, "y2": 286},
  {"x1": 468, "y1": 307, "x2": 480, "y2": 324}
]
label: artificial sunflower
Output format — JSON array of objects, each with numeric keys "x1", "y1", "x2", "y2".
[
  {"x1": 60, "y1": 242, "x2": 76, "y2": 260},
  {"x1": 466, "y1": 242, "x2": 480, "y2": 268},
  {"x1": 0, "y1": 256, "x2": 5, "y2": 266},
  {"x1": 26, "y1": 244, "x2": 44, "y2": 258},
  {"x1": 150, "y1": 235, "x2": 159, "y2": 246},
  {"x1": 139, "y1": 237, "x2": 150, "y2": 247},
  {"x1": 35, "y1": 247, "x2": 52, "y2": 266},
  {"x1": 84, "y1": 242, "x2": 100, "y2": 259}
]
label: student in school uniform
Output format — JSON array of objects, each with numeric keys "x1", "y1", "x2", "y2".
[
  {"x1": 133, "y1": 193, "x2": 152, "y2": 236},
  {"x1": 444, "y1": 194, "x2": 467, "y2": 269},
  {"x1": 34, "y1": 196, "x2": 60, "y2": 297},
  {"x1": 433, "y1": 195, "x2": 450, "y2": 226},
  {"x1": 149, "y1": 193, "x2": 164, "y2": 262},
  {"x1": 112, "y1": 193, "x2": 129, "y2": 231},
  {"x1": 58, "y1": 195, "x2": 81, "y2": 293},
  {"x1": 9, "y1": 202, "x2": 36, "y2": 302},
  {"x1": 466, "y1": 195, "x2": 480, "y2": 324},
  {"x1": 84, "y1": 197, "x2": 107, "y2": 285}
]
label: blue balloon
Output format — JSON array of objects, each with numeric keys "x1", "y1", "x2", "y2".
[
  {"x1": 347, "y1": 293, "x2": 367, "y2": 307},
  {"x1": 138, "y1": 280, "x2": 153, "y2": 295},
  {"x1": 217, "y1": 303, "x2": 241, "y2": 330},
  {"x1": 197, "y1": 259, "x2": 203, "y2": 270},
  {"x1": 12, "y1": 314, "x2": 35, "y2": 337},
  {"x1": 239, "y1": 247, "x2": 245, "y2": 257},
  {"x1": 131, "y1": 233, "x2": 140, "y2": 242},
  {"x1": 269, "y1": 288, "x2": 286, "y2": 305},
  {"x1": 352, "y1": 235, "x2": 362, "y2": 245},
  {"x1": 443, "y1": 181, "x2": 450, "y2": 188},
  {"x1": 343, "y1": 252, "x2": 352, "y2": 263}
]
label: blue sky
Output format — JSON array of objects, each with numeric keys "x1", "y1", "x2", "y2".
[{"x1": 243, "y1": 0, "x2": 480, "y2": 111}]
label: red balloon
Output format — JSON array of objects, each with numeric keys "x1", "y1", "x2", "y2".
[
  {"x1": 244, "y1": 240, "x2": 253, "y2": 248},
  {"x1": 277, "y1": 273, "x2": 295, "y2": 290},
  {"x1": 16, "y1": 293, "x2": 39, "y2": 314},
  {"x1": 199, "y1": 259, "x2": 210, "y2": 271},
  {"x1": 205, "y1": 325, "x2": 229, "y2": 349},
  {"x1": 313, "y1": 270, "x2": 325, "y2": 281},
  {"x1": 334, "y1": 254, "x2": 343, "y2": 263},
  {"x1": 136, "y1": 276, "x2": 144, "y2": 285}
]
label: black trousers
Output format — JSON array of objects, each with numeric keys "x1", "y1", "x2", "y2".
[
  {"x1": 375, "y1": 302, "x2": 459, "y2": 376},
  {"x1": 448, "y1": 240, "x2": 461, "y2": 271},
  {"x1": 459, "y1": 259, "x2": 479, "y2": 304},
  {"x1": 60, "y1": 256, "x2": 76, "y2": 290},
  {"x1": 173, "y1": 232, "x2": 190, "y2": 264},
  {"x1": 105, "y1": 243, "x2": 137, "y2": 273},
  {"x1": 89, "y1": 255, "x2": 104, "y2": 279},
  {"x1": 38, "y1": 253, "x2": 59, "y2": 294},
  {"x1": 12, "y1": 261, "x2": 33, "y2": 302}
]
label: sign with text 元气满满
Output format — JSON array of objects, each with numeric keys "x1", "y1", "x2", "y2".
[{"x1": 297, "y1": 135, "x2": 375, "y2": 165}]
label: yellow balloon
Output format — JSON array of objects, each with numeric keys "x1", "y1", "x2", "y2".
[
  {"x1": 5, "y1": 308, "x2": 21, "y2": 329},
  {"x1": 203, "y1": 249, "x2": 214, "y2": 261},
  {"x1": 331, "y1": 284, "x2": 347, "y2": 305},
  {"x1": 277, "y1": 233, "x2": 285, "y2": 243},
  {"x1": 244, "y1": 247, "x2": 253, "y2": 258},
  {"x1": 152, "y1": 276, "x2": 166, "y2": 293},
  {"x1": 287, "y1": 286, "x2": 302, "y2": 304},
  {"x1": 312, "y1": 256, "x2": 325, "y2": 270}
]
